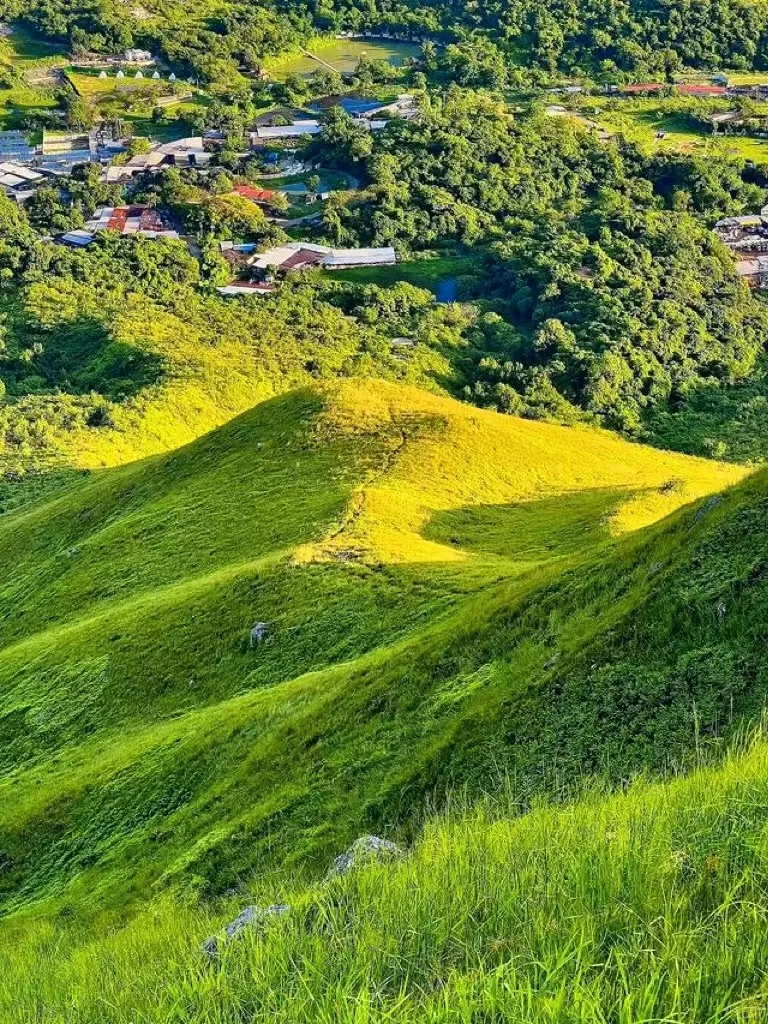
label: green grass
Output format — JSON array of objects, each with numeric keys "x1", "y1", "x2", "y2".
[
  {"x1": 257, "y1": 170, "x2": 356, "y2": 190},
  {"x1": 0, "y1": 378, "x2": 749, "y2": 919},
  {"x1": 264, "y1": 37, "x2": 420, "y2": 81},
  {"x1": 327, "y1": 255, "x2": 479, "y2": 293},
  {"x1": 6, "y1": 732, "x2": 768, "y2": 1021},
  {"x1": 1, "y1": 374, "x2": 767, "y2": 1016},
  {"x1": 586, "y1": 97, "x2": 768, "y2": 163},
  {"x1": 0, "y1": 23, "x2": 69, "y2": 67}
]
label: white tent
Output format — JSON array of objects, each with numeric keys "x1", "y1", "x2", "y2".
[
  {"x1": 98, "y1": 70, "x2": 107, "y2": 79},
  {"x1": 135, "y1": 70, "x2": 144, "y2": 79},
  {"x1": 116, "y1": 70, "x2": 125, "y2": 79},
  {"x1": 169, "y1": 72, "x2": 176, "y2": 82},
  {"x1": 152, "y1": 71, "x2": 161, "y2": 79}
]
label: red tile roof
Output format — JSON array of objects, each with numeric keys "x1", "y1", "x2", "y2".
[
  {"x1": 281, "y1": 248, "x2": 325, "y2": 270},
  {"x1": 677, "y1": 84, "x2": 727, "y2": 96},
  {"x1": 234, "y1": 184, "x2": 277, "y2": 204}
]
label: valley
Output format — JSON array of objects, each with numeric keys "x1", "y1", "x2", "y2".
[{"x1": 2, "y1": 0, "x2": 768, "y2": 1019}]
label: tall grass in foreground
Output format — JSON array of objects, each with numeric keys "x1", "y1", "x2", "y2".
[{"x1": 5, "y1": 740, "x2": 768, "y2": 1022}]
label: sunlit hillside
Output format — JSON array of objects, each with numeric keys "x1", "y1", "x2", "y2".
[{"x1": 0, "y1": 379, "x2": 754, "y2": 921}]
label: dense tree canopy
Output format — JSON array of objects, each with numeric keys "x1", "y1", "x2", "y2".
[{"x1": 5, "y1": 0, "x2": 768, "y2": 81}]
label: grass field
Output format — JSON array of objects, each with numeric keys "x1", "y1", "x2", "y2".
[
  {"x1": 0, "y1": 23, "x2": 69, "y2": 68},
  {"x1": 0, "y1": 25, "x2": 66, "y2": 128},
  {"x1": 0, "y1": 376, "x2": 767, "y2": 1015},
  {"x1": 6, "y1": 734, "x2": 768, "y2": 1021},
  {"x1": 327, "y1": 255, "x2": 479, "y2": 294},
  {"x1": 0, "y1": 377, "x2": 751, "y2": 922},
  {"x1": 265, "y1": 37, "x2": 420, "y2": 80},
  {"x1": 65, "y1": 68, "x2": 173, "y2": 98},
  {"x1": 587, "y1": 98, "x2": 768, "y2": 162}
]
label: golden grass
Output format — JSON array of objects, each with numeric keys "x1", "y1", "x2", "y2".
[{"x1": 302, "y1": 380, "x2": 749, "y2": 564}]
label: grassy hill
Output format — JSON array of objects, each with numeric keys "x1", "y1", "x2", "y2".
[
  {"x1": 3, "y1": 376, "x2": 768, "y2": 1016},
  {"x1": 0, "y1": 378, "x2": 752, "y2": 919},
  {"x1": 5, "y1": 735, "x2": 768, "y2": 1022}
]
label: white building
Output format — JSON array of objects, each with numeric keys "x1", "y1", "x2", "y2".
[
  {"x1": 323, "y1": 247, "x2": 397, "y2": 268},
  {"x1": 255, "y1": 120, "x2": 323, "y2": 141},
  {"x1": 252, "y1": 241, "x2": 397, "y2": 271},
  {"x1": 124, "y1": 48, "x2": 153, "y2": 63}
]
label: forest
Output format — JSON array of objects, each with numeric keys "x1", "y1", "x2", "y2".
[
  {"x1": 5, "y1": 0, "x2": 768, "y2": 83},
  {"x1": 3, "y1": 88, "x2": 768, "y2": 469}
]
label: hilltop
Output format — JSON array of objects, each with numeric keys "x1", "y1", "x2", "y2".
[{"x1": 0, "y1": 378, "x2": 753, "y2": 917}]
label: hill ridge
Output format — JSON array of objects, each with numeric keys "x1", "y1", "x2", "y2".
[{"x1": 0, "y1": 377, "x2": 758, "y2": 916}]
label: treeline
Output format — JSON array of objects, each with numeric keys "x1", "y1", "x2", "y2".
[
  {"x1": 6, "y1": 0, "x2": 768, "y2": 81},
  {"x1": 312, "y1": 92, "x2": 768, "y2": 431}
]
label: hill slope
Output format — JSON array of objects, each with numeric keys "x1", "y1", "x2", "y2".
[
  {"x1": 0, "y1": 379, "x2": 753, "y2": 916},
  {"x1": 5, "y1": 737, "x2": 768, "y2": 1022}
]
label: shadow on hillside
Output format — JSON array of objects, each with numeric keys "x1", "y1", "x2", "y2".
[
  {"x1": 3, "y1": 316, "x2": 164, "y2": 402},
  {"x1": 423, "y1": 488, "x2": 628, "y2": 561}
]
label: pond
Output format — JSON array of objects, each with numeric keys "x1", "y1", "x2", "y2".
[
  {"x1": 435, "y1": 278, "x2": 458, "y2": 303},
  {"x1": 280, "y1": 180, "x2": 334, "y2": 194}
]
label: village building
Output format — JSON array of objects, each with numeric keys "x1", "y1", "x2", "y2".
[
  {"x1": 714, "y1": 214, "x2": 766, "y2": 248},
  {"x1": 41, "y1": 131, "x2": 92, "y2": 157},
  {"x1": 252, "y1": 241, "x2": 396, "y2": 272},
  {"x1": 323, "y1": 247, "x2": 398, "y2": 268},
  {"x1": 254, "y1": 120, "x2": 323, "y2": 142},
  {"x1": 124, "y1": 48, "x2": 154, "y2": 64},
  {"x1": 709, "y1": 111, "x2": 744, "y2": 131},
  {"x1": 217, "y1": 282, "x2": 277, "y2": 297},
  {"x1": 0, "y1": 162, "x2": 45, "y2": 203},
  {"x1": 621, "y1": 83, "x2": 667, "y2": 95},
  {"x1": 735, "y1": 255, "x2": 768, "y2": 288},
  {"x1": 83, "y1": 205, "x2": 180, "y2": 240},
  {"x1": 0, "y1": 130, "x2": 33, "y2": 162},
  {"x1": 714, "y1": 211, "x2": 768, "y2": 288},
  {"x1": 232, "y1": 184, "x2": 278, "y2": 204},
  {"x1": 60, "y1": 229, "x2": 97, "y2": 247},
  {"x1": 676, "y1": 83, "x2": 727, "y2": 98},
  {"x1": 157, "y1": 136, "x2": 211, "y2": 167}
]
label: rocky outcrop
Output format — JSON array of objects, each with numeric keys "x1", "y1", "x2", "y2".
[
  {"x1": 203, "y1": 836, "x2": 403, "y2": 959},
  {"x1": 249, "y1": 622, "x2": 270, "y2": 647},
  {"x1": 327, "y1": 835, "x2": 403, "y2": 878},
  {"x1": 203, "y1": 903, "x2": 289, "y2": 958}
]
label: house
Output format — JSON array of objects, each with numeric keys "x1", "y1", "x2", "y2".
[
  {"x1": 0, "y1": 161, "x2": 46, "y2": 204},
  {"x1": 709, "y1": 111, "x2": 744, "y2": 131},
  {"x1": 0, "y1": 162, "x2": 43, "y2": 190},
  {"x1": 60, "y1": 229, "x2": 96, "y2": 247},
  {"x1": 676, "y1": 83, "x2": 727, "y2": 97},
  {"x1": 323, "y1": 246, "x2": 397, "y2": 268},
  {"x1": 42, "y1": 131, "x2": 93, "y2": 156},
  {"x1": 621, "y1": 83, "x2": 666, "y2": 95},
  {"x1": 233, "y1": 184, "x2": 278, "y2": 204},
  {"x1": 219, "y1": 241, "x2": 259, "y2": 272},
  {"x1": 124, "y1": 48, "x2": 153, "y2": 63},
  {"x1": 85, "y1": 205, "x2": 180, "y2": 239},
  {"x1": 254, "y1": 120, "x2": 323, "y2": 141},
  {"x1": 729, "y1": 234, "x2": 768, "y2": 253},
  {"x1": 103, "y1": 150, "x2": 168, "y2": 182},
  {"x1": 714, "y1": 215, "x2": 765, "y2": 244},
  {"x1": 217, "y1": 282, "x2": 277, "y2": 297},
  {"x1": 0, "y1": 130, "x2": 33, "y2": 162},
  {"x1": 253, "y1": 242, "x2": 331, "y2": 271},
  {"x1": 735, "y1": 255, "x2": 768, "y2": 288},
  {"x1": 252, "y1": 241, "x2": 397, "y2": 272},
  {"x1": 156, "y1": 136, "x2": 210, "y2": 167}
]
